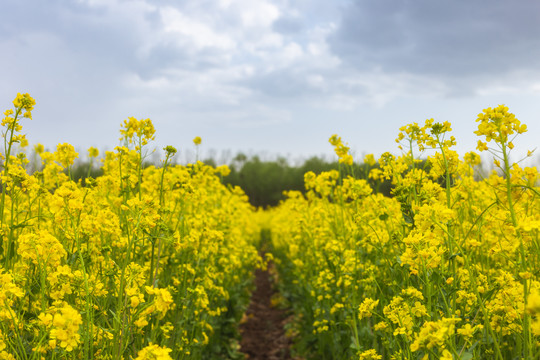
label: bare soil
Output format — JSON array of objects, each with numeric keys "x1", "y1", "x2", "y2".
[{"x1": 239, "y1": 265, "x2": 292, "y2": 360}]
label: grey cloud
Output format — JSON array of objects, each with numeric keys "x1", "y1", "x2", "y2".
[
  {"x1": 330, "y1": 0, "x2": 540, "y2": 78},
  {"x1": 134, "y1": 45, "x2": 230, "y2": 80},
  {"x1": 2, "y1": 0, "x2": 144, "y2": 71},
  {"x1": 237, "y1": 66, "x2": 374, "y2": 107},
  {"x1": 241, "y1": 70, "x2": 316, "y2": 99},
  {"x1": 272, "y1": 16, "x2": 304, "y2": 34}
]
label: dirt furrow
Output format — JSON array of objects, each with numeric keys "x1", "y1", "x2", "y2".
[{"x1": 239, "y1": 265, "x2": 292, "y2": 360}]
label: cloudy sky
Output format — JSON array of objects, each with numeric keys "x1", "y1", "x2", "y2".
[{"x1": 1, "y1": 0, "x2": 540, "y2": 164}]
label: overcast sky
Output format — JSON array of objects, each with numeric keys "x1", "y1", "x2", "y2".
[{"x1": 1, "y1": 0, "x2": 540, "y2": 164}]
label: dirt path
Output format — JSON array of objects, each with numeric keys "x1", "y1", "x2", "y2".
[{"x1": 239, "y1": 265, "x2": 292, "y2": 360}]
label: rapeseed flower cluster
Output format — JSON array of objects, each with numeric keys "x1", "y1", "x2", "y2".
[
  {"x1": 329, "y1": 134, "x2": 353, "y2": 165},
  {"x1": 135, "y1": 343, "x2": 173, "y2": 360},
  {"x1": 48, "y1": 303, "x2": 83, "y2": 352},
  {"x1": 475, "y1": 105, "x2": 527, "y2": 147}
]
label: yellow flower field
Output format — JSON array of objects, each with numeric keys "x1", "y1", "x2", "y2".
[{"x1": 1, "y1": 93, "x2": 539, "y2": 359}]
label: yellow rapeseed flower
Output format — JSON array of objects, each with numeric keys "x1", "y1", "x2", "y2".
[
  {"x1": 358, "y1": 298, "x2": 379, "y2": 320},
  {"x1": 135, "y1": 343, "x2": 173, "y2": 360},
  {"x1": 358, "y1": 349, "x2": 382, "y2": 360},
  {"x1": 88, "y1": 146, "x2": 99, "y2": 158},
  {"x1": 49, "y1": 304, "x2": 83, "y2": 352},
  {"x1": 55, "y1": 143, "x2": 78, "y2": 168}
]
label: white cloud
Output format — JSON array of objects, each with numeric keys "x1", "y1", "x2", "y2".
[
  {"x1": 218, "y1": 0, "x2": 280, "y2": 27},
  {"x1": 122, "y1": 64, "x2": 254, "y2": 109},
  {"x1": 2, "y1": 0, "x2": 539, "y2": 157},
  {"x1": 159, "y1": 7, "x2": 236, "y2": 51}
]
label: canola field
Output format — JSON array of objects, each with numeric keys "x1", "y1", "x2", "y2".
[{"x1": 1, "y1": 93, "x2": 540, "y2": 360}]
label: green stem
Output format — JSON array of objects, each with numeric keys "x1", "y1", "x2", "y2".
[
  {"x1": 501, "y1": 141, "x2": 531, "y2": 357},
  {"x1": 0, "y1": 107, "x2": 22, "y2": 262}
]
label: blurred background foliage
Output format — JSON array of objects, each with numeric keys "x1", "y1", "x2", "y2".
[
  {"x1": 220, "y1": 154, "x2": 391, "y2": 207},
  {"x1": 64, "y1": 152, "x2": 392, "y2": 208}
]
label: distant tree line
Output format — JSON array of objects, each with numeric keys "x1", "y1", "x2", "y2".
[
  {"x1": 204, "y1": 153, "x2": 392, "y2": 208},
  {"x1": 30, "y1": 144, "x2": 497, "y2": 208},
  {"x1": 66, "y1": 153, "x2": 391, "y2": 208}
]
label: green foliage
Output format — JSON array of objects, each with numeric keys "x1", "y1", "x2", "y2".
[
  {"x1": 68, "y1": 161, "x2": 103, "y2": 184},
  {"x1": 223, "y1": 154, "x2": 391, "y2": 208},
  {"x1": 66, "y1": 152, "x2": 392, "y2": 207}
]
